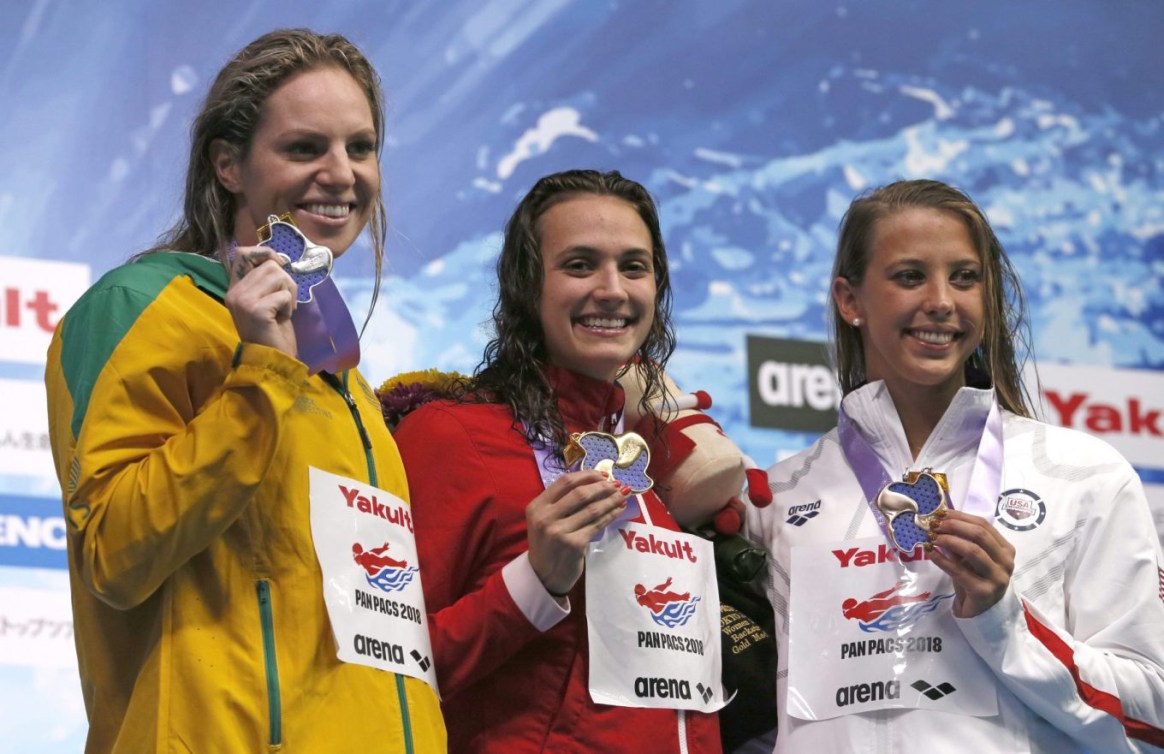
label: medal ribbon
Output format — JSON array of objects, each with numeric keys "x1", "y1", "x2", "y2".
[
  {"x1": 837, "y1": 393, "x2": 1003, "y2": 548},
  {"x1": 227, "y1": 228, "x2": 360, "y2": 376},
  {"x1": 291, "y1": 278, "x2": 360, "y2": 375}
]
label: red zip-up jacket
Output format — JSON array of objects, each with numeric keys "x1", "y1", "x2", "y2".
[{"x1": 395, "y1": 366, "x2": 721, "y2": 753}]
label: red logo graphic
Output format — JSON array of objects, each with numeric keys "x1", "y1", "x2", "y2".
[
  {"x1": 1044, "y1": 390, "x2": 1161, "y2": 438},
  {"x1": 2, "y1": 287, "x2": 60, "y2": 332},
  {"x1": 842, "y1": 581, "x2": 952, "y2": 632},
  {"x1": 635, "y1": 577, "x2": 700, "y2": 628},
  {"x1": 352, "y1": 541, "x2": 417, "y2": 593},
  {"x1": 842, "y1": 582, "x2": 931, "y2": 622},
  {"x1": 352, "y1": 542, "x2": 407, "y2": 575}
]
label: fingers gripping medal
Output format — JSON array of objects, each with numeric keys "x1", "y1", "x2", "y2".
[
  {"x1": 253, "y1": 213, "x2": 360, "y2": 375},
  {"x1": 564, "y1": 431, "x2": 651, "y2": 536},
  {"x1": 874, "y1": 468, "x2": 951, "y2": 553}
]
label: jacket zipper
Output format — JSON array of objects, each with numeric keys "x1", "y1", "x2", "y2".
[
  {"x1": 256, "y1": 579, "x2": 283, "y2": 747},
  {"x1": 323, "y1": 371, "x2": 415, "y2": 754}
]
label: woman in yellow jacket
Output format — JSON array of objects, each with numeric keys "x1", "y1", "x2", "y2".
[{"x1": 44, "y1": 29, "x2": 446, "y2": 753}]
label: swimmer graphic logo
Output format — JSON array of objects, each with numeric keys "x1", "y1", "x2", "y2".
[
  {"x1": 841, "y1": 581, "x2": 953, "y2": 633},
  {"x1": 352, "y1": 542, "x2": 418, "y2": 593},
  {"x1": 634, "y1": 577, "x2": 701, "y2": 629}
]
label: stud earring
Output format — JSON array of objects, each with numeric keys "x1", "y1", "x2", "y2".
[{"x1": 852, "y1": 318, "x2": 862, "y2": 327}]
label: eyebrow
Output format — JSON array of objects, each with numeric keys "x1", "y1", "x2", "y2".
[{"x1": 555, "y1": 245, "x2": 652, "y2": 257}]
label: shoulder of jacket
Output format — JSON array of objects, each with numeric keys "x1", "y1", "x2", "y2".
[
  {"x1": 1005, "y1": 414, "x2": 1130, "y2": 465},
  {"x1": 770, "y1": 429, "x2": 839, "y2": 478}
]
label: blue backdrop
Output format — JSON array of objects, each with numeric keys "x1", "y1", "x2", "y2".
[{"x1": 2, "y1": 1, "x2": 1161, "y2": 749}]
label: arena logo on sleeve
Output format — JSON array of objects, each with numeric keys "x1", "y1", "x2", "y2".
[
  {"x1": 747, "y1": 335, "x2": 840, "y2": 432},
  {"x1": 0, "y1": 494, "x2": 67, "y2": 570}
]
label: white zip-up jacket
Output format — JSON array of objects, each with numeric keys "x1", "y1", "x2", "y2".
[{"x1": 747, "y1": 381, "x2": 1164, "y2": 753}]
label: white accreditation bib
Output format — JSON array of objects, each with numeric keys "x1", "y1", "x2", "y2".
[
  {"x1": 787, "y1": 536, "x2": 997, "y2": 720},
  {"x1": 308, "y1": 466, "x2": 439, "y2": 693},
  {"x1": 585, "y1": 506, "x2": 727, "y2": 712}
]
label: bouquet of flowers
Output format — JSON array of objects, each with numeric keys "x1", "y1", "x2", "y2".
[{"x1": 376, "y1": 368, "x2": 469, "y2": 430}]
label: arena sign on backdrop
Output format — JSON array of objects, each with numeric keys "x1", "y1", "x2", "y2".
[{"x1": 747, "y1": 335, "x2": 841, "y2": 433}]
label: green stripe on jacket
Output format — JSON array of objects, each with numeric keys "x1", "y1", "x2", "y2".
[{"x1": 59, "y1": 252, "x2": 230, "y2": 439}]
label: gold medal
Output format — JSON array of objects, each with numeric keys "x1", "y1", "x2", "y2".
[
  {"x1": 874, "y1": 468, "x2": 950, "y2": 553},
  {"x1": 564, "y1": 430, "x2": 654, "y2": 494}
]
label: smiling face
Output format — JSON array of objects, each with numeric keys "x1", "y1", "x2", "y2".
[
  {"x1": 537, "y1": 194, "x2": 657, "y2": 382},
  {"x1": 833, "y1": 207, "x2": 985, "y2": 405},
  {"x1": 212, "y1": 65, "x2": 379, "y2": 258}
]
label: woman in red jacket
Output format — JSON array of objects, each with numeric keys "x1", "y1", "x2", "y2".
[{"x1": 394, "y1": 169, "x2": 723, "y2": 752}]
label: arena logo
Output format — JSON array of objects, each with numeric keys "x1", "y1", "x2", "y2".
[
  {"x1": 747, "y1": 335, "x2": 840, "y2": 433},
  {"x1": 835, "y1": 678, "x2": 900, "y2": 708},
  {"x1": 786, "y1": 500, "x2": 821, "y2": 527}
]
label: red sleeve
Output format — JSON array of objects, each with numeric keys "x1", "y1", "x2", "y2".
[{"x1": 394, "y1": 404, "x2": 545, "y2": 696}]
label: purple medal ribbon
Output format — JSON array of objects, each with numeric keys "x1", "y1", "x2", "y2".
[
  {"x1": 837, "y1": 392, "x2": 1003, "y2": 551},
  {"x1": 230, "y1": 216, "x2": 361, "y2": 375},
  {"x1": 290, "y1": 278, "x2": 360, "y2": 376}
]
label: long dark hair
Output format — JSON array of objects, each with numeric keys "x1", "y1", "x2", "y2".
[
  {"x1": 831, "y1": 179, "x2": 1035, "y2": 417},
  {"x1": 140, "y1": 29, "x2": 387, "y2": 312},
  {"x1": 471, "y1": 169, "x2": 677, "y2": 448}
]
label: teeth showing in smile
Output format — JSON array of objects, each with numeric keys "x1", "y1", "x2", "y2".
[
  {"x1": 303, "y1": 203, "x2": 351, "y2": 218},
  {"x1": 579, "y1": 316, "x2": 628, "y2": 329},
  {"x1": 911, "y1": 330, "x2": 955, "y2": 345}
]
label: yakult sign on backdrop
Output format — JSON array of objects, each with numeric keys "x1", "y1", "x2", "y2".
[
  {"x1": 0, "y1": 257, "x2": 89, "y2": 366},
  {"x1": 1036, "y1": 362, "x2": 1163, "y2": 471}
]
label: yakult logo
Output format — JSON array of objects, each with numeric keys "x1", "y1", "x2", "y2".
[
  {"x1": 339, "y1": 484, "x2": 414, "y2": 532},
  {"x1": 1035, "y1": 363, "x2": 1164, "y2": 470},
  {"x1": 0, "y1": 256, "x2": 90, "y2": 366},
  {"x1": 1044, "y1": 390, "x2": 1160, "y2": 437},
  {"x1": 2, "y1": 287, "x2": 60, "y2": 332}
]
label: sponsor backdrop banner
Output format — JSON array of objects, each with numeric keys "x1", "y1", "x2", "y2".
[
  {"x1": 2, "y1": 1, "x2": 1161, "y2": 748},
  {"x1": 747, "y1": 335, "x2": 840, "y2": 434}
]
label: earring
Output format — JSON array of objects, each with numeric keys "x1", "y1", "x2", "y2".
[{"x1": 851, "y1": 318, "x2": 862, "y2": 327}]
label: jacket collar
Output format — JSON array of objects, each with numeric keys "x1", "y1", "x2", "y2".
[
  {"x1": 545, "y1": 365, "x2": 625, "y2": 435},
  {"x1": 841, "y1": 380, "x2": 995, "y2": 474}
]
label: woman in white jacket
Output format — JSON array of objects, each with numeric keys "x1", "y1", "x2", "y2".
[{"x1": 747, "y1": 179, "x2": 1164, "y2": 753}]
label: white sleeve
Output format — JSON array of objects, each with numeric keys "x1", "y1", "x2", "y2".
[{"x1": 959, "y1": 468, "x2": 1164, "y2": 753}]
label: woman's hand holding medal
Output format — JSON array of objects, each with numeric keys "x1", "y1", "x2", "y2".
[
  {"x1": 526, "y1": 470, "x2": 630, "y2": 600},
  {"x1": 927, "y1": 509, "x2": 1016, "y2": 618},
  {"x1": 225, "y1": 246, "x2": 299, "y2": 357}
]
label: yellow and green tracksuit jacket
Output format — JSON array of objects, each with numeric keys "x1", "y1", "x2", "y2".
[{"x1": 45, "y1": 251, "x2": 446, "y2": 754}]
